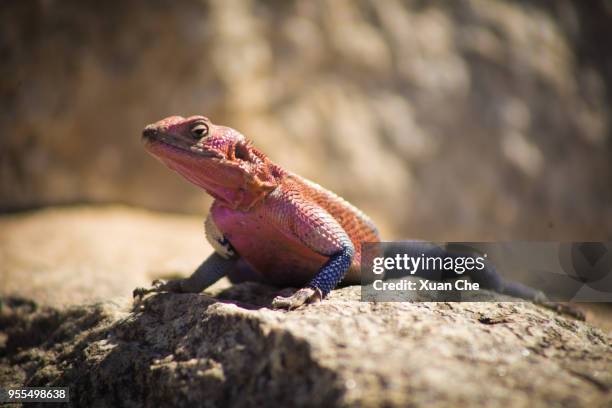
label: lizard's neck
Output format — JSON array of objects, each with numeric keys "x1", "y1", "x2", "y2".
[
  {"x1": 148, "y1": 135, "x2": 288, "y2": 211},
  {"x1": 208, "y1": 162, "x2": 288, "y2": 211}
]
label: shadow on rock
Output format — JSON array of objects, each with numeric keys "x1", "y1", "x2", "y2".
[{"x1": 1, "y1": 291, "x2": 343, "y2": 407}]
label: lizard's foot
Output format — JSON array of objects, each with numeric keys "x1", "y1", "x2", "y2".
[
  {"x1": 538, "y1": 301, "x2": 585, "y2": 321},
  {"x1": 271, "y1": 287, "x2": 323, "y2": 310},
  {"x1": 531, "y1": 291, "x2": 585, "y2": 320},
  {"x1": 133, "y1": 279, "x2": 183, "y2": 300}
]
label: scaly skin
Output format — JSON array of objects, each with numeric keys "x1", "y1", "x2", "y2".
[{"x1": 133, "y1": 115, "x2": 380, "y2": 309}]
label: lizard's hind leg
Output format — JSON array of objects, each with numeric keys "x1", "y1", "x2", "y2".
[{"x1": 386, "y1": 242, "x2": 585, "y2": 320}]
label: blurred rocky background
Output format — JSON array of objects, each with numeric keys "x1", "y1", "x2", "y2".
[{"x1": 1, "y1": 0, "x2": 611, "y2": 240}]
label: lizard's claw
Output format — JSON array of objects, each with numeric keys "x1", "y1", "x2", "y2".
[
  {"x1": 271, "y1": 287, "x2": 323, "y2": 310},
  {"x1": 539, "y1": 301, "x2": 586, "y2": 321},
  {"x1": 133, "y1": 279, "x2": 177, "y2": 300},
  {"x1": 531, "y1": 292, "x2": 585, "y2": 320}
]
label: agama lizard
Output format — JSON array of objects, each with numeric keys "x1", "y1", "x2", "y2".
[
  {"x1": 133, "y1": 115, "x2": 378, "y2": 309},
  {"x1": 132, "y1": 115, "x2": 584, "y2": 317}
]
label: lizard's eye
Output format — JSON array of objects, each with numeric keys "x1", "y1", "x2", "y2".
[{"x1": 190, "y1": 123, "x2": 209, "y2": 139}]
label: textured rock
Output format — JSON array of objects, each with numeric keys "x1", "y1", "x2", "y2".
[
  {"x1": 1, "y1": 206, "x2": 611, "y2": 407},
  {"x1": 1, "y1": 287, "x2": 611, "y2": 407}
]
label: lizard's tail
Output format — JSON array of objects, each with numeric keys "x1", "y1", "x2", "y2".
[{"x1": 382, "y1": 241, "x2": 544, "y2": 301}]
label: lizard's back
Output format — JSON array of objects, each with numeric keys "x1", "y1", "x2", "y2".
[{"x1": 288, "y1": 173, "x2": 380, "y2": 250}]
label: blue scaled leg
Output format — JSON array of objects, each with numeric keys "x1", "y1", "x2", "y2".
[
  {"x1": 272, "y1": 244, "x2": 355, "y2": 310},
  {"x1": 308, "y1": 244, "x2": 355, "y2": 296}
]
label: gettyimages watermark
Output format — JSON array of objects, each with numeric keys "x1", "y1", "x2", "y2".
[{"x1": 360, "y1": 242, "x2": 612, "y2": 302}]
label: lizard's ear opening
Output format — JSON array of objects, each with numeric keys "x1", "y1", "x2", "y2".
[{"x1": 234, "y1": 142, "x2": 251, "y2": 162}]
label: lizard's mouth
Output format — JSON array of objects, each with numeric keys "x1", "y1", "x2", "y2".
[{"x1": 142, "y1": 129, "x2": 222, "y2": 159}]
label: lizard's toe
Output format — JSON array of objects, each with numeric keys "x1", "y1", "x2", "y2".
[
  {"x1": 532, "y1": 292, "x2": 585, "y2": 321},
  {"x1": 540, "y1": 301, "x2": 585, "y2": 321},
  {"x1": 133, "y1": 286, "x2": 153, "y2": 299},
  {"x1": 271, "y1": 287, "x2": 322, "y2": 310},
  {"x1": 132, "y1": 279, "x2": 175, "y2": 300},
  {"x1": 151, "y1": 279, "x2": 165, "y2": 290}
]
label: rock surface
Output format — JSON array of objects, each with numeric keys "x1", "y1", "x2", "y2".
[
  {"x1": 2, "y1": 287, "x2": 611, "y2": 407},
  {"x1": 1, "y1": 206, "x2": 611, "y2": 407}
]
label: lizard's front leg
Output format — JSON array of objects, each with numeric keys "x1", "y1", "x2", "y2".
[
  {"x1": 133, "y1": 252, "x2": 236, "y2": 299},
  {"x1": 267, "y1": 192, "x2": 356, "y2": 309},
  {"x1": 134, "y1": 212, "x2": 239, "y2": 299},
  {"x1": 271, "y1": 244, "x2": 354, "y2": 309}
]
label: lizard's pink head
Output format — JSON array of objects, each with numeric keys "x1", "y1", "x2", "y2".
[{"x1": 143, "y1": 115, "x2": 283, "y2": 209}]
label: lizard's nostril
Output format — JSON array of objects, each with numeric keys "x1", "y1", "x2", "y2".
[{"x1": 142, "y1": 128, "x2": 158, "y2": 139}]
